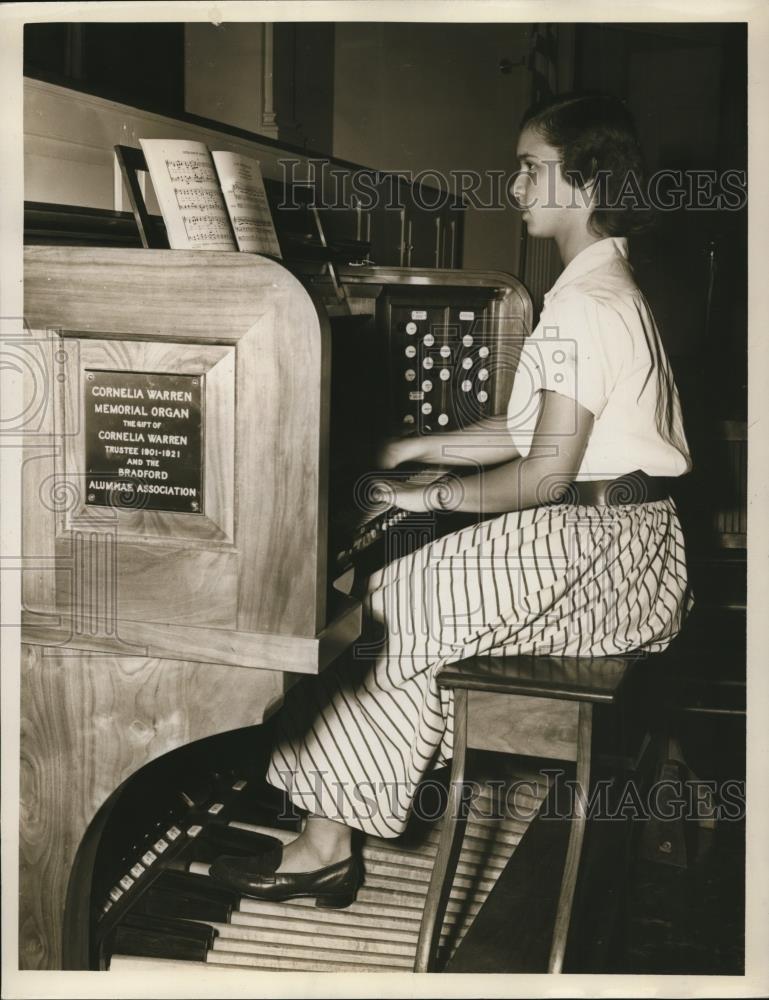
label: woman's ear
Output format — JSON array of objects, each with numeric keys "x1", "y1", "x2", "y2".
[
  {"x1": 563, "y1": 156, "x2": 601, "y2": 211},
  {"x1": 571, "y1": 180, "x2": 598, "y2": 214}
]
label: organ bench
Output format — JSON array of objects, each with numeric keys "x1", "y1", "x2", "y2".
[{"x1": 415, "y1": 651, "x2": 637, "y2": 973}]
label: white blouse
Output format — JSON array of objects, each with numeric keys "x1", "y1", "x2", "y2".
[{"x1": 506, "y1": 236, "x2": 691, "y2": 481}]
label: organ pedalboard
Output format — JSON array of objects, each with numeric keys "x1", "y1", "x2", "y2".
[
  {"x1": 94, "y1": 768, "x2": 302, "y2": 967},
  {"x1": 97, "y1": 761, "x2": 550, "y2": 972}
]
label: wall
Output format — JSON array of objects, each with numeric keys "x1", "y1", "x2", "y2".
[
  {"x1": 332, "y1": 22, "x2": 532, "y2": 274},
  {"x1": 184, "y1": 23, "x2": 273, "y2": 137},
  {"x1": 184, "y1": 22, "x2": 336, "y2": 153}
]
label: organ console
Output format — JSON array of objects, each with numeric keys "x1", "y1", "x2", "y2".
[{"x1": 19, "y1": 244, "x2": 531, "y2": 971}]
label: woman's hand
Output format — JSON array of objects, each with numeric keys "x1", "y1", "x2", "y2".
[
  {"x1": 375, "y1": 419, "x2": 521, "y2": 471},
  {"x1": 369, "y1": 474, "x2": 458, "y2": 513},
  {"x1": 369, "y1": 477, "x2": 431, "y2": 513}
]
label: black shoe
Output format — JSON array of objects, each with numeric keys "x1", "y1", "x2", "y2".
[{"x1": 209, "y1": 850, "x2": 363, "y2": 909}]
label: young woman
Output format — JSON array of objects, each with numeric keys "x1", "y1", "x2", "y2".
[{"x1": 211, "y1": 93, "x2": 693, "y2": 907}]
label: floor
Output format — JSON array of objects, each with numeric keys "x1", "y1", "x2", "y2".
[{"x1": 617, "y1": 713, "x2": 745, "y2": 976}]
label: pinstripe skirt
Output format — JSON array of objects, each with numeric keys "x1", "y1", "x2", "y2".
[{"x1": 265, "y1": 498, "x2": 692, "y2": 838}]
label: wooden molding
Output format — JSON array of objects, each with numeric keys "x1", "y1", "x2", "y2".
[
  {"x1": 21, "y1": 594, "x2": 361, "y2": 675},
  {"x1": 261, "y1": 23, "x2": 279, "y2": 137}
]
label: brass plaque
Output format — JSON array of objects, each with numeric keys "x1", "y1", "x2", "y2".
[{"x1": 84, "y1": 370, "x2": 203, "y2": 513}]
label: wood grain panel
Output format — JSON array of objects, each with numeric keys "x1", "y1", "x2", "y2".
[
  {"x1": 203, "y1": 350, "x2": 236, "y2": 541},
  {"x1": 22, "y1": 593, "x2": 360, "y2": 675},
  {"x1": 468, "y1": 690, "x2": 579, "y2": 762},
  {"x1": 20, "y1": 328, "x2": 59, "y2": 613},
  {"x1": 54, "y1": 539, "x2": 239, "y2": 629},
  {"x1": 234, "y1": 293, "x2": 331, "y2": 636},
  {"x1": 548, "y1": 702, "x2": 593, "y2": 973},
  {"x1": 19, "y1": 642, "x2": 287, "y2": 970},
  {"x1": 25, "y1": 130, "x2": 116, "y2": 209},
  {"x1": 24, "y1": 247, "x2": 309, "y2": 344},
  {"x1": 21, "y1": 450, "x2": 58, "y2": 612}
]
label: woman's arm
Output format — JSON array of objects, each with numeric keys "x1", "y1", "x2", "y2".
[
  {"x1": 379, "y1": 414, "x2": 521, "y2": 469},
  {"x1": 377, "y1": 390, "x2": 594, "y2": 514}
]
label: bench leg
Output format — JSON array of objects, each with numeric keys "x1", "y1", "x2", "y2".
[
  {"x1": 414, "y1": 687, "x2": 469, "y2": 972},
  {"x1": 547, "y1": 700, "x2": 593, "y2": 973}
]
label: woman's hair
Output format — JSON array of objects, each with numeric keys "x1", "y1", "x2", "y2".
[{"x1": 520, "y1": 92, "x2": 651, "y2": 237}]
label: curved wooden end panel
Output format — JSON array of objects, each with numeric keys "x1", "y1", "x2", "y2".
[{"x1": 19, "y1": 643, "x2": 286, "y2": 970}]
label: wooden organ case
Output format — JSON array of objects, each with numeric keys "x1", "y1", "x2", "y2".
[{"x1": 19, "y1": 246, "x2": 531, "y2": 972}]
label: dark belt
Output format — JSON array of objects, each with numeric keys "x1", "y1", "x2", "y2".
[{"x1": 552, "y1": 470, "x2": 671, "y2": 506}]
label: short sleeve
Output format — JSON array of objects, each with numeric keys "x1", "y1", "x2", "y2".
[{"x1": 524, "y1": 293, "x2": 621, "y2": 419}]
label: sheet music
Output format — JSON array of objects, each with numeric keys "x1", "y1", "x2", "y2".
[
  {"x1": 139, "y1": 139, "x2": 237, "y2": 250},
  {"x1": 211, "y1": 150, "x2": 282, "y2": 256}
]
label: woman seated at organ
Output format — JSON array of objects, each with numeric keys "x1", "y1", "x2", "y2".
[{"x1": 210, "y1": 92, "x2": 693, "y2": 906}]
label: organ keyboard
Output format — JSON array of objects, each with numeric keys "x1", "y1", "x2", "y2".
[
  {"x1": 330, "y1": 465, "x2": 483, "y2": 579},
  {"x1": 19, "y1": 246, "x2": 531, "y2": 972}
]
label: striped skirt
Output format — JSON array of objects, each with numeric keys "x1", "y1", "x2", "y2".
[{"x1": 265, "y1": 499, "x2": 692, "y2": 838}]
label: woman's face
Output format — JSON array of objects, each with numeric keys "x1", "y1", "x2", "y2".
[{"x1": 512, "y1": 125, "x2": 592, "y2": 239}]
